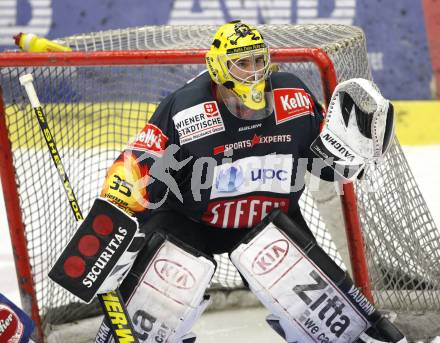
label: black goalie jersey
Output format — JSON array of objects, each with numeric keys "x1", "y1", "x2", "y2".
[{"x1": 100, "y1": 71, "x2": 334, "y2": 229}]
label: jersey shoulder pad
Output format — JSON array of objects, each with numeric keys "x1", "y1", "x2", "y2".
[
  {"x1": 270, "y1": 71, "x2": 309, "y2": 90},
  {"x1": 171, "y1": 71, "x2": 214, "y2": 114}
]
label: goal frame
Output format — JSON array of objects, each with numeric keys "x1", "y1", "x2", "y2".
[{"x1": 0, "y1": 48, "x2": 370, "y2": 342}]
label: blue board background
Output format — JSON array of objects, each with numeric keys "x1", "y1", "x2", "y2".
[{"x1": 1, "y1": 0, "x2": 433, "y2": 100}]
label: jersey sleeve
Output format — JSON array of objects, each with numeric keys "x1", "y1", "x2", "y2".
[
  {"x1": 100, "y1": 93, "x2": 181, "y2": 220},
  {"x1": 298, "y1": 82, "x2": 336, "y2": 182}
]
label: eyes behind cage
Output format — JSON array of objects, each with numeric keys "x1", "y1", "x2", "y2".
[
  {"x1": 227, "y1": 55, "x2": 267, "y2": 82},
  {"x1": 233, "y1": 55, "x2": 265, "y2": 69}
]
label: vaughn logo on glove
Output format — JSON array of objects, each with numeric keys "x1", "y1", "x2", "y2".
[{"x1": 48, "y1": 198, "x2": 139, "y2": 303}]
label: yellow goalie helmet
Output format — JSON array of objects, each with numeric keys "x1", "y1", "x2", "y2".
[{"x1": 206, "y1": 20, "x2": 271, "y2": 115}]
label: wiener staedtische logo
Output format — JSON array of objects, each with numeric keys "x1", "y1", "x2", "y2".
[{"x1": 173, "y1": 101, "x2": 225, "y2": 144}]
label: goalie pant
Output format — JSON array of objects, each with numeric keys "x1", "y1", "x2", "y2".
[
  {"x1": 230, "y1": 209, "x2": 407, "y2": 343},
  {"x1": 94, "y1": 231, "x2": 216, "y2": 343}
]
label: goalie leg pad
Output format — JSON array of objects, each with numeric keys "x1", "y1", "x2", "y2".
[
  {"x1": 230, "y1": 209, "x2": 379, "y2": 343},
  {"x1": 97, "y1": 232, "x2": 216, "y2": 343}
]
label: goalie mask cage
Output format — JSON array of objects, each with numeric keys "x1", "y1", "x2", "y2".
[{"x1": 0, "y1": 24, "x2": 439, "y2": 342}]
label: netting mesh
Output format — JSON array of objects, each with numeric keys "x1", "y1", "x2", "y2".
[
  {"x1": 1, "y1": 24, "x2": 439, "y2": 338},
  {"x1": 358, "y1": 142, "x2": 440, "y2": 312}
]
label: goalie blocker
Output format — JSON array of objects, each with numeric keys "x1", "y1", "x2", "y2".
[
  {"x1": 49, "y1": 198, "x2": 145, "y2": 303},
  {"x1": 95, "y1": 232, "x2": 216, "y2": 343},
  {"x1": 230, "y1": 209, "x2": 407, "y2": 343}
]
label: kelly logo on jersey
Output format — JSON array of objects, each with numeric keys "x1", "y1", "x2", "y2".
[
  {"x1": 273, "y1": 88, "x2": 314, "y2": 124},
  {"x1": 173, "y1": 101, "x2": 225, "y2": 145},
  {"x1": 130, "y1": 123, "x2": 168, "y2": 156},
  {"x1": 210, "y1": 155, "x2": 292, "y2": 199}
]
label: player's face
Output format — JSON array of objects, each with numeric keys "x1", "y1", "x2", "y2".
[{"x1": 228, "y1": 54, "x2": 266, "y2": 83}]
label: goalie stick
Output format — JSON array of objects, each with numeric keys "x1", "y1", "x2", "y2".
[{"x1": 19, "y1": 73, "x2": 139, "y2": 343}]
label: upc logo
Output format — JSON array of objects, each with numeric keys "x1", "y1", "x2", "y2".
[
  {"x1": 210, "y1": 155, "x2": 292, "y2": 199},
  {"x1": 251, "y1": 168, "x2": 288, "y2": 182}
]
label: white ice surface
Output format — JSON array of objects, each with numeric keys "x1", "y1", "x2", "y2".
[{"x1": 0, "y1": 145, "x2": 439, "y2": 342}]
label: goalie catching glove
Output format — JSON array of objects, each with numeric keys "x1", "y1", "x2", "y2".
[
  {"x1": 310, "y1": 78, "x2": 395, "y2": 181},
  {"x1": 49, "y1": 198, "x2": 145, "y2": 303}
]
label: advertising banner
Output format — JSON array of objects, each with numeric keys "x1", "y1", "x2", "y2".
[{"x1": 0, "y1": 0, "x2": 434, "y2": 99}]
